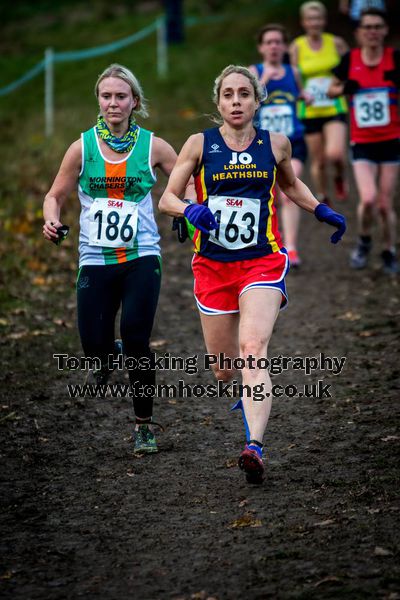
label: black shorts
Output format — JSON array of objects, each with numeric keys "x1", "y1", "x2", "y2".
[
  {"x1": 302, "y1": 113, "x2": 347, "y2": 135},
  {"x1": 351, "y1": 139, "x2": 400, "y2": 164},
  {"x1": 290, "y1": 137, "x2": 308, "y2": 163}
]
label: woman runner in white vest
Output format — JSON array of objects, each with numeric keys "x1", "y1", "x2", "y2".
[{"x1": 43, "y1": 64, "x2": 183, "y2": 455}]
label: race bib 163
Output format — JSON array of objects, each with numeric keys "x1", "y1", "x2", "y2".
[{"x1": 207, "y1": 195, "x2": 261, "y2": 250}]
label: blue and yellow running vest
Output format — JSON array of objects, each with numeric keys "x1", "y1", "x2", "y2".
[{"x1": 193, "y1": 127, "x2": 282, "y2": 262}]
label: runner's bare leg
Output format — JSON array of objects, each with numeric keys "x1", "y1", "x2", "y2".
[{"x1": 238, "y1": 288, "x2": 281, "y2": 442}]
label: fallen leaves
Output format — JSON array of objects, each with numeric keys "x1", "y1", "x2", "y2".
[
  {"x1": 337, "y1": 311, "x2": 362, "y2": 321},
  {"x1": 374, "y1": 546, "x2": 393, "y2": 557},
  {"x1": 11, "y1": 219, "x2": 33, "y2": 235},
  {"x1": 187, "y1": 591, "x2": 218, "y2": 600},
  {"x1": 314, "y1": 576, "x2": 341, "y2": 587},
  {"x1": 0, "y1": 411, "x2": 18, "y2": 423},
  {"x1": 151, "y1": 339, "x2": 168, "y2": 348},
  {"x1": 178, "y1": 108, "x2": 199, "y2": 120},
  {"x1": 32, "y1": 276, "x2": 47, "y2": 286},
  {"x1": 312, "y1": 519, "x2": 336, "y2": 528},
  {"x1": 53, "y1": 318, "x2": 73, "y2": 328},
  {"x1": 7, "y1": 330, "x2": 29, "y2": 340},
  {"x1": 176, "y1": 590, "x2": 218, "y2": 600},
  {"x1": 229, "y1": 512, "x2": 262, "y2": 529},
  {"x1": 10, "y1": 308, "x2": 27, "y2": 316},
  {"x1": 6, "y1": 328, "x2": 56, "y2": 340},
  {"x1": 27, "y1": 259, "x2": 48, "y2": 273}
]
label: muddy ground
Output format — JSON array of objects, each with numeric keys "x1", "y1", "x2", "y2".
[{"x1": 1, "y1": 176, "x2": 399, "y2": 600}]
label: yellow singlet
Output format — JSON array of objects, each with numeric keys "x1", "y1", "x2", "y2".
[{"x1": 295, "y1": 33, "x2": 347, "y2": 119}]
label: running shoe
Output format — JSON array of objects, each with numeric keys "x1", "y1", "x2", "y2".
[
  {"x1": 238, "y1": 443, "x2": 265, "y2": 484},
  {"x1": 94, "y1": 367, "x2": 110, "y2": 386},
  {"x1": 85, "y1": 364, "x2": 110, "y2": 386},
  {"x1": 85, "y1": 339, "x2": 123, "y2": 385},
  {"x1": 114, "y1": 338, "x2": 124, "y2": 356},
  {"x1": 288, "y1": 249, "x2": 301, "y2": 268},
  {"x1": 381, "y1": 250, "x2": 399, "y2": 275},
  {"x1": 334, "y1": 176, "x2": 348, "y2": 201},
  {"x1": 133, "y1": 424, "x2": 158, "y2": 455},
  {"x1": 350, "y1": 239, "x2": 372, "y2": 270}
]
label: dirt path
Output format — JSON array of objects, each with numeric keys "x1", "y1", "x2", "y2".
[{"x1": 1, "y1": 189, "x2": 399, "y2": 599}]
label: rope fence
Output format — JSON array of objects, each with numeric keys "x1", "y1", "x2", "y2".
[{"x1": 1, "y1": 16, "x2": 227, "y2": 135}]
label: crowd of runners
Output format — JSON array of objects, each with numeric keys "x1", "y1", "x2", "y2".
[{"x1": 43, "y1": 2, "x2": 399, "y2": 484}]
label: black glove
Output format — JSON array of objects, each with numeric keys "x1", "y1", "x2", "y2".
[
  {"x1": 343, "y1": 79, "x2": 360, "y2": 95},
  {"x1": 172, "y1": 217, "x2": 189, "y2": 243},
  {"x1": 384, "y1": 69, "x2": 400, "y2": 89},
  {"x1": 51, "y1": 225, "x2": 70, "y2": 245}
]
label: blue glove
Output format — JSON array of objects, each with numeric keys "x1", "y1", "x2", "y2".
[
  {"x1": 315, "y1": 203, "x2": 346, "y2": 244},
  {"x1": 184, "y1": 203, "x2": 218, "y2": 234}
]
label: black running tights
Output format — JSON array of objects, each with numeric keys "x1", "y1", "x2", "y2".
[{"x1": 76, "y1": 255, "x2": 161, "y2": 419}]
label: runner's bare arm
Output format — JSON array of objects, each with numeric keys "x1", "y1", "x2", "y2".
[
  {"x1": 152, "y1": 137, "x2": 177, "y2": 176},
  {"x1": 293, "y1": 66, "x2": 302, "y2": 91},
  {"x1": 293, "y1": 66, "x2": 312, "y2": 104},
  {"x1": 335, "y1": 36, "x2": 349, "y2": 56},
  {"x1": 248, "y1": 65, "x2": 259, "y2": 77},
  {"x1": 327, "y1": 75, "x2": 345, "y2": 98},
  {"x1": 289, "y1": 41, "x2": 299, "y2": 68},
  {"x1": 271, "y1": 134, "x2": 319, "y2": 212},
  {"x1": 159, "y1": 134, "x2": 203, "y2": 217},
  {"x1": 249, "y1": 64, "x2": 274, "y2": 86},
  {"x1": 43, "y1": 139, "x2": 81, "y2": 241},
  {"x1": 152, "y1": 136, "x2": 196, "y2": 201}
]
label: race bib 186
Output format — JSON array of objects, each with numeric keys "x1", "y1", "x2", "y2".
[
  {"x1": 89, "y1": 197, "x2": 138, "y2": 248},
  {"x1": 354, "y1": 89, "x2": 390, "y2": 128},
  {"x1": 259, "y1": 104, "x2": 294, "y2": 137},
  {"x1": 207, "y1": 195, "x2": 260, "y2": 250},
  {"x1": 306, "y1": 76, "x2": 335, "y2": 108}
]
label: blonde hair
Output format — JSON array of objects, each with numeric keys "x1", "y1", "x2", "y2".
[
  {"x1": 213, "y1": 65, "x2": 266, "y2": 105},
  {"x1": 300, "y1": 1, "x2": 327, "y2": 18},
  {"x1": 94, "y1": 63, "x2": 149, "y2": 118}
]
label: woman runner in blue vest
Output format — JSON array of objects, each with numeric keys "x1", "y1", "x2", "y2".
[
  {"x1": 159, "y1": 65, "x2": 346, "y2": 484},
  {"x1": 250, "y1": 23, "x2": 309, "y2": 267}
]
